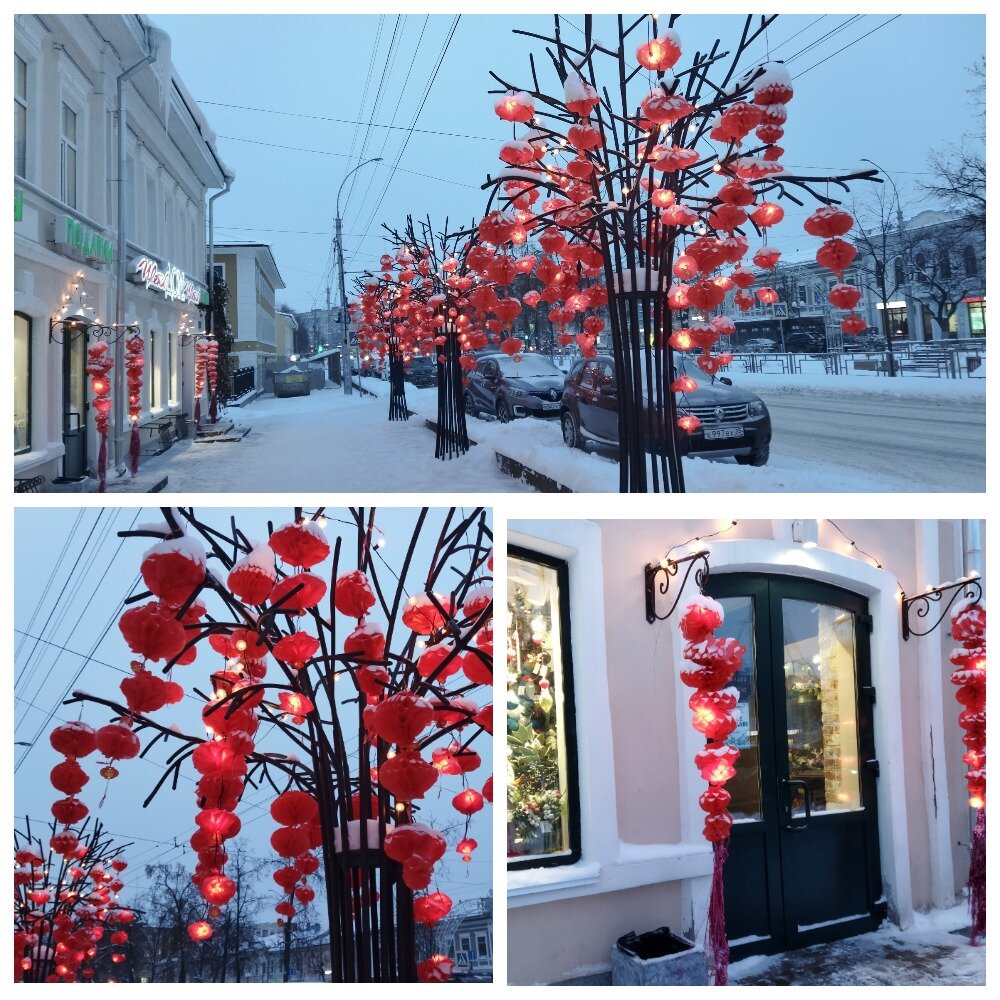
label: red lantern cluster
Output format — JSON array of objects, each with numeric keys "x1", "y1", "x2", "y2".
[
  {"x1": 194, "y1": 339, "x2": 211, "y2": 425},
  {"x1": 85, "y1": 342, "x2": 114, "y2": 492},
  {"x1": 124, "y1": 332, "x2": 144, "y2": 476},
  {"x1": 269, "y1": 790, "x2": 322, "y2": 922},
  {"x1": 15, "y1": 827, "x2": 134, "y2": 983},
  {"x1": 802, "y1": 206, "x2": 863, "y2": 335}
]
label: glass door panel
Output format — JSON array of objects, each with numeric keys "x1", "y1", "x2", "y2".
[
  {"x1": 781, "y1": 599, "x2": 861, "y2": 816},
  {"x1": 717, "y1": 595, "x2": 762, "y2": 821}
]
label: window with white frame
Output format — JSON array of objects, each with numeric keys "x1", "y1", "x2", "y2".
[
  {"x1": 60, "y1": 103, "x2": 78, "y2": 208},
  {"x1": 507, "y1": 547, "x2": 580, "y2": 869},
  {"x1": 146, "y1": 175, "x2": 157, "y2": 246},
  {"x1": 15, "y1": 55, "x2": 28, "y2": 178},
  {"x1": 125, "y1": 155, "x2": 136, "y2": 232}
]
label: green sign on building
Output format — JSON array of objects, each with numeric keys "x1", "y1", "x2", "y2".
[
  {"x1": 14, "y1": 187, "x2": 24, "y2": 222},
  {"x1": 58, "y1": 215, "x2": 114, "y2": 264}
]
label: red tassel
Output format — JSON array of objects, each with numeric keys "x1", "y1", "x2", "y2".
[
  {"x1": 707, "y1": 838, "x2": 730, "y2": 985},
  {"x1": 129, "y1": 422, "x2": 141, "y2": 477},
  {"x1": 195, "y1": 397, "x2": 201, "y2": 427},
  {"x1": 98, "y1": 434, "x2": 107, "y2": 493},
  {"x1": 968, "y1": 808, "x2": 985, "y2": 945}
]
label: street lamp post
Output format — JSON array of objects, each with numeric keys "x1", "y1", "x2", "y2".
[{"x1": 335, "y1": 158, "x2": 382, "y2": 395}]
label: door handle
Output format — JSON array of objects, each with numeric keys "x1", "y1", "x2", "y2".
[{"x1": 782, "y1": 778, "x2": 811, "y2": 830}]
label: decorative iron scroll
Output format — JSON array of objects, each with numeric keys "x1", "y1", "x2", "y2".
[
  {"x1": 902, "y1": 575, "x2": 983, "y2": 641},
  {"x1": 49, "y1": 317, "x2": 139, "y2": 345},
  {"x1": 645, "y1": 549, "x2": 710, "y2": 624}
]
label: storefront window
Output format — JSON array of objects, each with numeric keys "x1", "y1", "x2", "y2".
[
  {"x1": 60, "y1": 103, "x2": 77, "y2": 208},
  {"x1": 15, "y1": 56, "x2": 27, "y2": 178},
  {"x1": 968, "y1": 301, "x2": 986, "y2": 337},
  {"x1": 507, "y1": 549, "x2": 579, "y2": 868},
  {"x1": 15, "y1": 313, "x2": 31, "y2": 453}
]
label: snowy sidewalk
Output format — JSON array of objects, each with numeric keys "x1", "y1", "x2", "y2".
[
  {"x1": 136, "y1": 384, "x2": 527, "y2": 493},
  {"x1": 730, "y1": 907, "x2": 984, "y2": 986}
]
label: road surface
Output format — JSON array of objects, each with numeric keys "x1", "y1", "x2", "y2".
[{"x1": 758, "y1": 388, "x2": 985, "y2": 492}]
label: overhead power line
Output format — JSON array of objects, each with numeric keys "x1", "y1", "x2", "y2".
[{"x1": 792, "y1": 15, "x2": 903, "y2": 79}]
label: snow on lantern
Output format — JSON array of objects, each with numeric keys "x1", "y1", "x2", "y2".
[
  {"x1": 199, "y1": 873, "x2": 236, "y2": 906},
  {"x1": 417, "y1": 955, "x2": 454, "y2": 983},
  {"x1": 828, "y1": 283, "x2": 862, "y2": 311},
  {"x1": 949, "y1": 599, "x2": 986, "y2": 944},
  {"x1": 804, "y1": 206, "x2": 854, "y2": 239},
  {"x1": 402, "y1": 593, "x2": 453, "y2": 634},
  {"x1": 752, "y1": 62, "x2": 794, "y2": 106},
  {"x1": 563, "y1": 69, "x2": 600, "y2": 118},
  {"x1": 384, "y1": 823, "x2": 447, "y2": 891},
  {"x1": 494, "y1": 90, "x2": 535, "y2": 122},
  {"x1": 678, "y1": 593, "x2": 746, "y2": 985},
  {"x1": 140, "y1": 535, "x2": 207, "y2": 609},
  {"x1": 636, "y1": 30, "x2": 681, "y2": 71},
  {"x1": 50, "y1": 722, "x2": 98, "y2": 760},
  {"x1": 269, "y1": 520, "x2": 330, "y2": 569},
  {"x1": 752, "y1": 246, "x2": 781, "y2": 270}
]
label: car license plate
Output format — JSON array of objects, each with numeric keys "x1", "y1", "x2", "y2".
[
  {"x1": 703, "y1": 426, "x2": 744, "y2": 440},
  {"x1": 541, "y1": 401, "x2": 559, "y2": 410}
]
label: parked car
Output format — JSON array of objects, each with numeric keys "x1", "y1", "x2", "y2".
[
  {"x1": 784, "y1": 331, "x2": 827, "y2": 353},
  {"x1": 464, "y1": 352, "x2": 566, "y2": 421},
  {"x1": 560, "y1": 355, "x2": 771, "y2": 466},
  {"x1": 404, "y1": 355, "x2": 437, "y2": 388},
  {"x1": 842, "y1": 332, "x2": 885, "y2": 353},
  {"x1": 740, "y1": 338, "x2": 778, "y2": 353}
]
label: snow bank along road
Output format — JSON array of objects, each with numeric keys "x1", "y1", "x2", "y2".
[{"x1": 757, "y1": 387, "x2": 985, "y2": 492}]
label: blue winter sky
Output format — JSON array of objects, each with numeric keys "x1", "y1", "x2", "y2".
[
  {"x1": 147, "y1": 12, "x2": 986, "y2": 308},
  {"x1": 14, "y1": 506, "x2": 494, "y2": 915}
]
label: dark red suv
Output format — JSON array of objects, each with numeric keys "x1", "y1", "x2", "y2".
[{"x1": 560, "y1": 354, "x2": 772, "y2": 466}]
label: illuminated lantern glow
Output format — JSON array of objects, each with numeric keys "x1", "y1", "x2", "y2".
[
  {"x1": 672, "y1": 254, "x2": 699, "y2": 280},
  {"x1": 636, "y1": 30, "x2": 681, "y2": 72},
  {"x1": 413, "y1": 891, "x2": 453, "y2": 926},
  {"x1": 199, "y1": 873, "x2": 236, "y2": 906},
  {"x1": 677, "y1": 414, "x2": 701, "y2": 433},
  {"x1": 402, "y1": 593, "x2": 454, "y2": 634},
  {"x1": 750, "y1": 202, "x2": 784, "y2": 228},
  {"x1": 670, "y1": 375, "x2": 698, "y2": 394},
  {"x1": 188, "y1": 921, "x2": 213, "y2": 942},
  {"x1": 452, "y1": 788, "x2": 485, "y2": 816},
  {"x1": 456, "y1": 837, "x2": 478, "y2": 862},
  {"x1": 494, "y1": 90, "x2": 535, "y2": 123},
  {"x1": 417, "y1": 955, "x2": 455, "y2": 983},
  {"x1": 272, "y1": 631, "x2": 320, "y2": 667},
  {"x1": 756, "y1": 287, "x2": 779, "y2": 305}
]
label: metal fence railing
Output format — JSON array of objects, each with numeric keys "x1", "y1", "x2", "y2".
[{"x1": 231, "y1": 366, "x2": 256, "y2": 398}]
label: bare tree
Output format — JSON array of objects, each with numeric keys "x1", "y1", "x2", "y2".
[
  {"x1": 852, "y1": 183, "x2": 909, "y2": 374},
  {"x1": 908, "y1": 229, "x2": 981, "y2": 340},
  {"x1": 921, "y1": 59, "x2": 985, "y2": 231},
  {"x1": 138, "y1": 863, "x2": 203, "y2": 982}
]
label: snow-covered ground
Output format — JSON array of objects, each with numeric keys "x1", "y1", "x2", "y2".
[
  {"x1": 139, "y1": 384, "x2": 529, "y2": 493},
  {"x1": 139, "y1": 374, "x2": 984, "y2": 494},
  {"x1": 730, "y1": 904, "x2": 985, "y2": 986}
]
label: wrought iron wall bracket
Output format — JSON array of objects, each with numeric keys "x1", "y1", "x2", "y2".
[
  {"x1": 645, "y1": 549, "x2": 710, "y2": 624},
  {"x1": 49, "y1": 317, "x2": 140, "y2": 345},
  {"x1": 901, "y1": 575, "x2": 983, "y2": 641}
]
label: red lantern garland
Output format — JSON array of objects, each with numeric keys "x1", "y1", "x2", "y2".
[
  {"x1": 86, "y1": 343, "x2": 113, "y2": 492},
  {"x1": 194, "y1": 339, "x2": 211, "y2": 426},
  {"x1": 124, "y1": 332, "x2": 144, "y2": 476},
  {"x1": 679, "y1": 594, "x2": 745, "y2": 986},
  {"x1": 949, "y1": 598, "x2": 986, "y2": 944}
]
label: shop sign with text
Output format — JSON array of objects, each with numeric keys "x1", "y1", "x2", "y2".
[
  {"x1": 55, "y1": 215, "x2": 114, "y2": 264},
  {"x1": 129, "y1": 255, "x2": 203, "y2": 305}
]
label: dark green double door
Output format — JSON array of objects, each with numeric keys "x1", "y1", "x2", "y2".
[{"x1": 706, "y1": 574, "x2": 885, "y2": 958}]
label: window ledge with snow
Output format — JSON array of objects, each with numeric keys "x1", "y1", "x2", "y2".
[{"x1": 507, "y1": 861, "x2": 602, "y2": 906}]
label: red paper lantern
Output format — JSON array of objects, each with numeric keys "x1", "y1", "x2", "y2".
[
  {"x1": 96, "y1": 723, "x2": 140, "y2": 762},
  {"x1": 118, "y1": 601, "x2": 187, "y2": 662},
  {"x1": 636, "y1": 31, "x2": 681, "y2": 72},
  {"x1": 51, "y1": 797, "x2": 89, "y2": 825},
  {"x1": 494, "y1": 91, "x2": 535, "y2": 123},
  {"x1": 188, "y1": 921, "x2": 213, "y2": 942},
  {"x1": 452, "y1": 788, "x2": 485, "y2": 816},
  {"x1": 828, "y1": 283, "x2": 862, "y2": 310},
  {"x1": 140, "y1": 538, "x2": 206, "y2": 608},
  {"x1": 456, "y1": 837, "x2": 478, "y2": 862},
  {"x1": 49, "y1": 722, "x2": 98, "y2": 760},
  {"x1": 334, "y1": 569, "x2": 377, "y2": 618},
  {"x1": 414, "y1": 891, "x2": 453, "y2": 926},
  {"x1": 417, "y1": 955, "x2": 454, "y2": 983},
  {"x1": 273, "y1": 866, "x2": 300, "y2": 894},
  {"x1": 815, "y1": 238, "x2": 857, "y2": 279},
  {"x1": 750, "y1": 202, "x2": 784, "y2": 228},
  {"x1": 270, "y1": 826, "x2": 310, "y2": 859},
  {"x1": 379, "y1": 750, "x2": 439, "y2": 802},
  {"x1": 344, "y1": 620, "x2": 386, "y2": 661},
  {"x1": 269, "y1": 521, "x2": 330, "y2": 569},
  {"x1": 50, "y1": 759, "x2": 89, "y2": 796},
  {"x1": 804, "y1": 206, "x2": 854, "y2": 239},
  {"x1": 272, "y1": 631, "x2": 320, "y2": 667},
  {"x1": 364, "y1": 692, "x2": 434, "y2": 746},
  {"x1": 271, "y1": 790, "x2": 320, "y2": 827},
  {"x1": 228, "y1": 545, "x2": 277, "y2": 605},
  {"x1": 270, "y1": 572, "x2": 326, "y2": 612},
  {"x1": 199, "y1": 873, "x2": 236, "y2": 906}
]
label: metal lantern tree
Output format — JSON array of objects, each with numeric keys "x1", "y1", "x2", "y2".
[
  {"x1": 14, "y1": 817, "x2": 135, "y2": 983},
  {"x1": 481, "y1": 14, "x2": 880, "y2": 492},
  {"x1": 353, "y1": 278, "x2": 410, "y2": 422},
  {"x1": 56, "y1": 506, "x2": 493, "y2": 983}
]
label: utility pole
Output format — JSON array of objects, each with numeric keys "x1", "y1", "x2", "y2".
[
  {"x1": 326, "y1": 284, "x2": 335, "y2": 386},
  {"x1": 334, "y1": 157, "x2": 381, "y2": 397}
]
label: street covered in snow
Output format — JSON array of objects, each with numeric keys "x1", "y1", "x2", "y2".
[{"x1": 136, "y1": 372, "x2": 985, "y2": 494}]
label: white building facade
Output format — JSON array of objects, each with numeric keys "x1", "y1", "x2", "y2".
[{"x1": 14, "y1": 14, "x2": 228, "y2": 485}]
